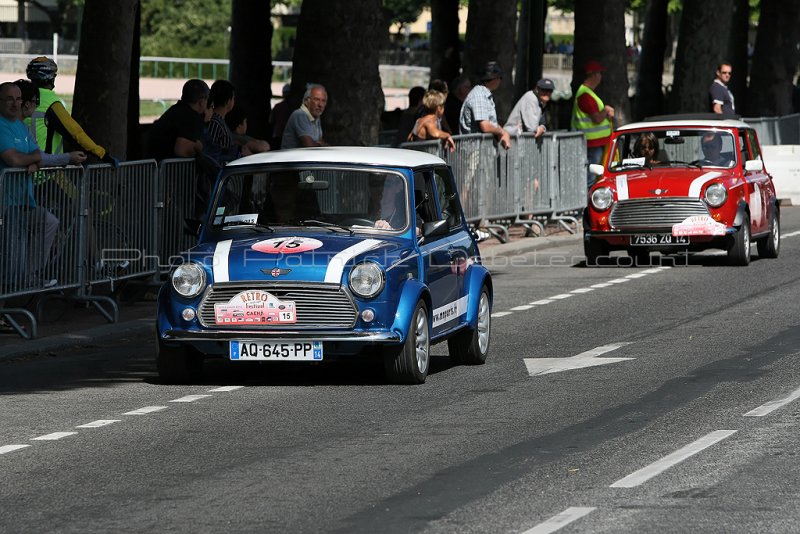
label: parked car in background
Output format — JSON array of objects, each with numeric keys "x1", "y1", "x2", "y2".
[
  {"x1": 157, "y1": 147, "x2": 493, "y2": 384},
  {"x1": 584, "y1": 114, "x2": 780, "y2": 266}
]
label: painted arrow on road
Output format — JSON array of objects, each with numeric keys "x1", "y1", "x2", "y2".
[{"x1": 524, "y1": 342, "x2": 634, "y2": 376}]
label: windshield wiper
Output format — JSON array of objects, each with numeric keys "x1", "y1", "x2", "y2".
[
  {"x1": 297, "y1": 219, "x2": 354, "y2": 235},
  {"x1": 666, "y1": 160, "x2": 702, "y2": 168},
  {"x1": 219, "y1": 221, "x2": 274, "y2": 232}
]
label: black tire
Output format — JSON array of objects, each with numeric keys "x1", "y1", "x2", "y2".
[
  {"x1": 157, "y1": 339, "x2": 203, "y2": 384},
  {"x1": 627, "y1": 248, "x2": 651, "y2": 267},
  {"x1": 756, "y1": 210, "x2": 780, "y2": 259},
  {"x1": 727, "y1": 214, "x2": 751, "y2": 266},
  {"x1": 448, "y1": 288, "x2": 491, "y2": 365},
  {"x1": 384, "y1": 301, "x2": 430, "y2": 384},
  {"x1": 584, "y1": 237, "x2": 609, "y2": 266}
]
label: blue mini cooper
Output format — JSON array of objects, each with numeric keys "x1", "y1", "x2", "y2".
[{"x1": 157, "y1": 147, "x2": 493, "y2": 384}]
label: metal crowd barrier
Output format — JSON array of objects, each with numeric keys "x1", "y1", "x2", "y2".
[
  {"x1": 743, "y1": 114, "x2": 800, "y2": 146},
  {"x1": 157, "y1": 158, "x2": 203, "y2": 273}
]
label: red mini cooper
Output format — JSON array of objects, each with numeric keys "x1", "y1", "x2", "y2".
[{"x1": 583, "y1": 114, "x2": 780, "y2": 266}]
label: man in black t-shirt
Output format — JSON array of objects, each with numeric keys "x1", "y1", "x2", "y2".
[{"x1": 148, "y1": 79, "x2": 209, "y2": 161}]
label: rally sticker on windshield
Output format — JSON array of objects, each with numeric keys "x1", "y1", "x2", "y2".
[
  {"x1": 252, "y1": 237, "x2": 323, "y2": 254},
  {"x1": 214, "y1": 289, "x2": 296, "y2": 325},
  {"x1": 672, "y1": 215, "x2": 726, "y2": 237}
]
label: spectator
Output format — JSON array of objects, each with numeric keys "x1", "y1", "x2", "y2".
[
  {"x1": 147, "y1": 78, "x2": 209, "y2": 161},
  {"x1": 25, "y1": 56, "x2": 116, "y2": 165},
  {"x1": 281, "y1": 84, "x2": 329, "y2": 149},
  {"x1": 0, "y1": 81, "x2": 57, "y2": 288},
  {"x1": 458, "y1": 61, "x2": 510, "y2": 149},
  {"x1": 269, "y1": 83, "x2": 292, "y2": 149},
  {"x1": 426, "y1": 79, "x2": 452, "y2": 133},
  {"x1": 444, "y1": 75, "x2": 471, "y2": 139},
  {"x1": 225, "y1": 104, "x2": 256, "y2": 149},
  {"x1": 504, "y1": 77, "x2": 554, "y2": 137},
  {"x1": 571, "y1": 60, "x2": 615, "y2": 189},
  {"x1": 709, "y1": 62, "x2": 735, "y2": 115},
  {"x1": 203, "y1": 80, "x2": 269, "y2": 166},
  {"x1": 14, "y1": 79, "x2": 86, "y2": 166},
  {"x1": 407, "y1": 90, "x2": 455, "y2": 152},
  {"x1": 393, "y1": 86, "x2": 425, "y2": 146},
  {"x1": 633, "y1": 132, "x2": 661, "y2": 165}
]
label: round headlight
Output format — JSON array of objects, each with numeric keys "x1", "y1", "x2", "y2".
[
  {"x1": 171, "y1": 263, "x2": 207, "y2": 298},
  {"x1": 591, "y1": 187, "x2": 614, "y2": 211},
  {"x1": 348, "y1": 262, "x2": 385, "y2": 299},
  {"x1": 704, "y1": 182, "x2": 728, "y2": 207}
]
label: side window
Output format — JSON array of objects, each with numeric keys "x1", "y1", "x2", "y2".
[
  {"x1": 746, "y1": 129, "x2": 762, "y2": 161},
  {"x1": 433, "y1": 166, "x2": 465, "y2": 231},
  {"x1": 738, "y1": 131, "x2": 750, "y2": 163},
  {"x1": 413, "y1": 170, "x2": 437, "y2": 225}
]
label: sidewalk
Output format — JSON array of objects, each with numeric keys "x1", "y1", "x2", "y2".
[{"x1": 0, "y1": 229, "x2": 582, "y2": 360}]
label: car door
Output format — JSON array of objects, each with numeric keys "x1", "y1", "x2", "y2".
[{"x1": 742, "y1": 129, "x2": 771, "y2": 234}]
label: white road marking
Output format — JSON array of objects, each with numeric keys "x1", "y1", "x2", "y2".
[
  {"x1": 608, "y1": 278, "x2": 630, "y2": 284},
  {"x1": 492, "y1": 311, "x2": 513, "y2": 318},
  {"x1": 781, "y1": 230, "x2": 800, "y2": 238},
  {"x1": 744, "y1": 385, "x2": 800, "y2": 417},
  {"x1": 549, "y1": 294, "x2": 573, "y2": 300},
  {"x1": 123, "y1": 406, "x2": 168, "y2": 415},
  {"x1": 208, "y1": 386, "x2": 244, "y2": 392},
  {"x1": 590, "y1": 283, "x2": 612, "y2": 288},
  {"x1": 521, "y1": 507, "x2": 597, "y2": 534},
  {"x1": 511, "y1": 305, "x2": 535, "y2": 311},
  {"x1": 625, "y1": 273, "x2": 648, "y2": 279},
  {"x1": 170, "y1": 395, "x2": 213, "y2": 403},
  {"x1": 641, "y1": 268, "x2": 663, "y2": 274},
  {"x1": 31, "y1": 432, "x2": 77, "y2": 441},
  {"x1": 524, "y1": 343, "x2": 634, "y2": 376},
  {"x1": 76, "y1": 420, "x2": 120, "y2": 429},
  {"x1": 610, "y1": 430, "x2": 737, "y2": 488},
  {"x1": 530, "y1": 299, "x2": 554, "y2": 305},
  {"x1": 570, "y1": 287, "x2": 594, "y2": 294},
  {"x1": 0, "y1": 444, "x2": 30, "y2": 455}
]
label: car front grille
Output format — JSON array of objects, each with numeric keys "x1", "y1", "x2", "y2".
[
  {"x1": 609, "y1": 198, "x2": 711, "y2": 230},
  {"x1": 197, "y1": 282, "x2": 358, "y2": 329}
]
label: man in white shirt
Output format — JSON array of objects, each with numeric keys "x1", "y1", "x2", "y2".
[
  {"x1": 282, "y1": 84, "x2": 329, "y2": 148},
  {"x1": 504, "y1": 78, "x2": 554, "y2": 137}
]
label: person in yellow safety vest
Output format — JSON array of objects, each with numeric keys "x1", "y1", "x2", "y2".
[
  {"x1": 24, "y1": 56, "x2": 118, "y2": 166},
  {"x1": 571, "y1": 60, "x2": 615, "y2": 190}
]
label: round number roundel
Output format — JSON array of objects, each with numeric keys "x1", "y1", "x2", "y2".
[{"x1": 251, "y1": 237, "x2": 323, "y2": 254}]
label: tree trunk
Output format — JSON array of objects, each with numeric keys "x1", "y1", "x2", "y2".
[
  {"x1": 230, "y1": 0, "x2": 273, "y2": 141},
  {"x1": 430, "y1": 0, "x2": 461, "y2": 86},
  {"x1": 463, "y1": 0, "x2": 517, "y2": 122},
  {"x1": 727, "y1": 0, "x2": 750, "y2": 115},
  {"x1": 514, "y1": 0, "x2": 546, "y2": 103},
  {"x1": 72, "y1": 0, "x2": 136, "y2": 160},
  {"x1": 634, "y1": 0, "x2": 668, "y2": 121},
  {"x1": 127, "y1": 1, "x2": 141, "y2": 159},
  {"x1": 291, "y1": 0, "x2": 384, "y2": 145},
  {"x1": 573, "y1": 0, "x2": 631, "y2": 126},
  {"x1": 668, "y1": 0, "x2": 732, "y2": 114},
  {"x1": 746, "y1": 0, "x2": 800, "y2": 116}
]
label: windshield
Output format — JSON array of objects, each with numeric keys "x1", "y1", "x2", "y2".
[
  {"x1": 210, "y1": 168, "x2": 409, "y2": 233},
  {"x1": 609, "y1": 128, "x2": 738, "y2": 170}
]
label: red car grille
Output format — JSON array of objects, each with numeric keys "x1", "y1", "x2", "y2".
[{"x1": 609, "y1": 197, "x2": 711, "y2": 230}]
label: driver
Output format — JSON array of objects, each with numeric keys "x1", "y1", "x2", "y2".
[{"x1": 700, "y1": 132, "x2": 732, "y2": 167}]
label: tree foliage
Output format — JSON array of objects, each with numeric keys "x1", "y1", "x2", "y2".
[
  {"x1": 383, "y1": 0, "x2": 427, "y2": 29},
  {"x1": 140, "y1": 0, "x2": 231, "y2": 58}
]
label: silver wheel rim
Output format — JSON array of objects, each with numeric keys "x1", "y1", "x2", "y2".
[
  {"x1": 477, "y1": 292, "x2": 490, "y2": 354},
  {"x1": 743, "y1": 222, "x2": 750, "y2": 253},
  {"x1": 414, "y1": 308, "x2": 429, "y2": 374},
  {"x1": 773, "y1": 216, "x2": 780, "y2": 249}
]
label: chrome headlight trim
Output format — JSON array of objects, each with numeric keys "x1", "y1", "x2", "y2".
[
  {"x1": 591, "y1": 187, "x2": 614, "y2": 211},
  {"x1": 171, "y1": 262, "x2": 207, "y2": 298},
  {"x1": 348, "y1": 261, "x2": 385, "y2": 299},
  {"x1": 704, "y1": 182, "x2": 728, "y2": 207}
]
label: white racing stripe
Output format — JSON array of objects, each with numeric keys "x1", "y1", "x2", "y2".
[
  {"x1": 616, "y1": 175, "x2": 629, "y2": 201},
  {"x1": 610, "y1": 430, "x2": 737, "y2": 488},
  {"x1": 324, "y1": 239, "x2": 383, "y2": 283},
  {"x1": 213, "y1": 239, "x2": 233, "y2": 282},
  {"x1": 0, "y1": 444, "x2": 30, "y2": 455},
  {"x1": 688, "y1": 171, "x2": 722, "y2": 197},
  {"x1": 744, "y1": 385, "x2": 800, "y2": 417},
  {"x1": 31, "y1": 432, "x2": 77, "y2": 441},
  {"x1": 521, "y1": 507, "x2": 597, "y2": 534}
]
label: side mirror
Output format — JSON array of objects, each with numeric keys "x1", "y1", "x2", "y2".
[
  {"x1": 422, "y1": 219, "x2": 449, "y2": 238},
  {"x1": 744, "y1": 159, "x2": 763, "y2": 172},
  {"x1": 589, "y1": 163, "x2": 604, "y2": 176}
]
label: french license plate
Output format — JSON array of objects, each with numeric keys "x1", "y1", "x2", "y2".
[
  {"x1": 229, "y1": 340, "x2": 323, "y2": 361},
  {"x1": 630, "y1": 234, "x2": 689, "y2": 246}
]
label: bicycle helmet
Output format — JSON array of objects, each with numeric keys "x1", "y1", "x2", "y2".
[{"x1": 26, "y1": 56, "x2": 58, "y2": 82}]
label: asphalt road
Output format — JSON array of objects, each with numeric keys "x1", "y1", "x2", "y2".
[{"x1": 3, "y1": 208, "x2": 800, "y2": 533}]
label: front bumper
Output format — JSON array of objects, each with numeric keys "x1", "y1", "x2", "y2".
[{"x1": 162, "y1": 329, "x2": 401, "y2": 343}]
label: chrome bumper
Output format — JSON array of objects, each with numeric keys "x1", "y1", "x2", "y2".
[{"x1": 163, "y1": 329, "x2": 401, "y2": 343}]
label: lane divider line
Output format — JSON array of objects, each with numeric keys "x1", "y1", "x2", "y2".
[
  {"x1": 0, "y1": 444, "x2": 31, "y2": 455},
  {"x1": 123, "y1": 406, "x2": 168, "y2": 415},
  {"x1": 570, "y1": 288, "x2": 594, "y2": 294},
  {"x1": 169, "y1": 395, "x2": 213, "y2": 403},
  {"x1": 530, "y1": 299, "x2": 554, "y2": 305},
  {"x1": 76, "y1": 420, "x2": 120, "y2": 429},
  {"x1": 625, "y1": 273, "x2": 648, "y2": 279},
  {"x1": 510, "y1": 305, "x2": 535, "y2": 311},
  {"x1": 491, "y1": 311, "x2": 513, "y2": 318},
  {"x1": 549, "y1": 294, "x2": 573, "y2": 300},
  {"x1": 31, "y1": 432, "x2": 77, "y2": 441},
  {"x1": 781, "y1": 230, "x2": 800, "y2": 238},
  {"x1": 590, "y1": 283, "x2": 613, "y2": 288},
  {"x1": 609, "y1": 430, "x2": 737, "y2": 488},
  {"x1": 208, "y1": 386, "x2": 244, "y2": 392},
  {"x1": 744, "y1": 385, "x2": 800, "y2": 417},
  {"x1": 608, "y1": 278, "x2": 630, "y2": 284},
  {"x1": 520, "y1": 506, "x2": 597, "y2": 534}
]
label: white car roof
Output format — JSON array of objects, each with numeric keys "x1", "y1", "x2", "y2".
[
  {"x1": 617, "y1": 118, "x2": 750, "y2": 132},
  {"x1": 227, "y1": 146, "x2": 446, "y2": 168}
]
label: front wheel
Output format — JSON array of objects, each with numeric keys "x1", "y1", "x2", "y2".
[
  {"x1": 384, "y1": 301, "x2": 430, "y2": 384},
  {"x1": 584, "y1": 237, "x2": 609, "y2": 266},
  {"x1": 727, "y1": 214, "x2": 751, "y2": 266},
  {"x1": 448, "y1": 288, "x2": 491, "y2": 365},
  {"x1": 756, "y1": 210, "x2": 780, "y2": 259},
  {"x1": 156, "y1": 338, "x2": 203, "y2": 384}
]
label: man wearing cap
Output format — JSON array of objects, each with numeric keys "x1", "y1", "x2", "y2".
[
  {"x1": 571, "y1": 60, "x2": 615, "y2": 188},
  {"x1": 504, "y1": 78, "x2": 554, "y2": 137},
  {"x1": 458, "y1": 61, "x2": 510, "y2": 149}
]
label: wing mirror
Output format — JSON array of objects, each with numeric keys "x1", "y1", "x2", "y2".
[
  {"x1": 744, "y1": 159, "x2": 763, "y2": 172},
  {"x1": 589, "y1": 163, "x2": 604, "y2": 176}
]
